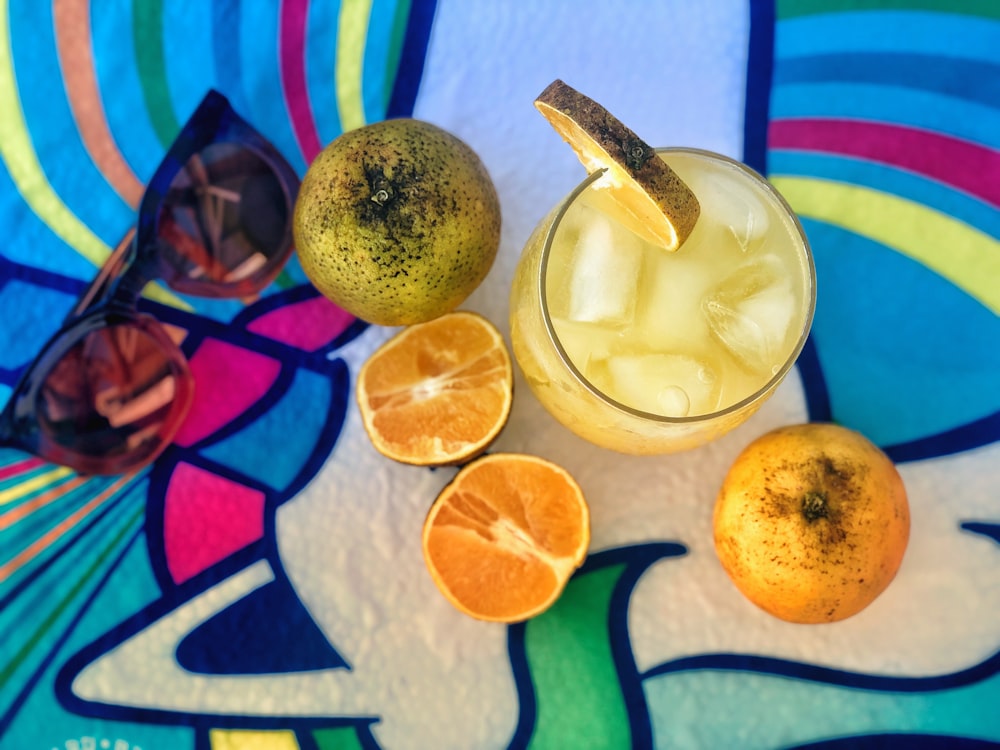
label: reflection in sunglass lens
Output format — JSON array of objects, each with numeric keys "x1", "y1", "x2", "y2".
[
  {"x1": 158, "y1": 142, "x2": 290, "y2": 290},
  {"x1": 37, "y1": 323, "x2": 183, "y2": 463}
]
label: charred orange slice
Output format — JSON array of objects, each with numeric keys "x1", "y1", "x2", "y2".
[{"x1": 534, "y1": 79, "x2": 700, "y2": 251}]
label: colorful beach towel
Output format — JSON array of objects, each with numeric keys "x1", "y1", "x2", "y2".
[{"x1": 1, "y1": 1, "x2": 997, "y2": 748}]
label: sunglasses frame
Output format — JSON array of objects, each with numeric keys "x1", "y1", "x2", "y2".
[{"x1": 0, "y1": 89, "x2": 300, "y2": 475}]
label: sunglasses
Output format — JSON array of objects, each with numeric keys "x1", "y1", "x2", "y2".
[{"x1": 0, "y1": 90, "x2": 300, "y2": 476}]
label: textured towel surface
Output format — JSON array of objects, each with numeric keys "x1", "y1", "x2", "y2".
[{"x1": 1, "y1": 1, "x2": 998, "y2": 749}]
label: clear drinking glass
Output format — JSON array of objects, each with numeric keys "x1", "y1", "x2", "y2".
[{"x1": 509, "y1": 148, "x2": 816, "y2": 454}]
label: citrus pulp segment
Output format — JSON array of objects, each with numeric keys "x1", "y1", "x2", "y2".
[
  {"x1": 356, "y1": 311, "x2": 513, "y2": 465},
  {"x1": 422, "y1": 453, "x2": 590, "y2": 622}
]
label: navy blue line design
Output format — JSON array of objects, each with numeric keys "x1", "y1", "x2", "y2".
[
  {"x1": 229, "y1": 282, "x2": 370, "y2": 355},
  {"x1": 175, "y1": 575, "x2": 347, "y2": 674},
  {"x1": 169, "y1": 356, "x2": 348, "y2": 497},
  {"x1": 642, "y1": 649, "x2": 1000, "y2": 693},
  {"x1": 54, "y1": 539, "x2": 379, "y2": 732},
  {"x1": 885, "y1": 409, "x2": 1000, "y2": 463},
  {"x1": 789, "y1": 733, "x2": 1000, "y2": 749},
  {"x1": 142, "y1": 452, "x2": 275, "y2": 594},
  {"x1": 505, "y1": 543, "x2": 687, "y2": 750},
  {"x1": 294, "y1": 730, "x2": 321, "y2": 750},
  {"x1": 140, "y1": 346, "x2": 347, "y2": 596},
  {"x1": 1, "y1": 511, "x2": 146, "y2": 738},
  {"x1": 59, "y1": 351, "x2": 356, "y2": 712},
  {"x1": 150, "y1": 296, "x2": 348, "y2": 374},
  {"x1": 774, "y1": 53, "x2": 1000, "y2": 108},
  {"x1": 299, "y1": 730, "x2": 328, "y2": 750},
  {"x1": 961, "y1": 521, "x2": 1000, "y2": 544},
  {"x1": 505, "y1": 621, "x2": 536, "y2": 750},
  {"x1": 743, "y1": 0, "x2": 776, "y2": 174},
  {"x1": 0, "y1": 251, "x2": 89, "y2": 298},
  {"x1": 57, "y1": 686, "x2": 378, "y2": 735},
  {"x1": 179, "y1": 361, "x2": 298, "y2": 451},
  {"x1": 357, "y1": 723, "x2": 385, "y2": 750},
  {"x1": 795, "y1": 334, "x2": 833, "y2": 423},
  {"x1": 386, "y1": 0, "x2": 439, "y2": 119},
  {"x1": 607, "y1": 543, "x2": 687, "y2": 750}
]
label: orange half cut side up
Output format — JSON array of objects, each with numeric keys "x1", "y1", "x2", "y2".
[
  {"x1": 356, "y1": 311, "x2": 513, "y2": 466},
  {"x1": 422, "y1": 452, "x2": 591, "y2": 622}
]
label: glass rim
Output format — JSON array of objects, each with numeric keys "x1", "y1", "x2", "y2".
[{"x1": 537, "y1": 146, "x2": 818, "y2": 425}]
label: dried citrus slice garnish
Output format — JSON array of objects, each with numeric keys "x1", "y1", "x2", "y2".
[
  {"x1": 422, "y1": 453, "x2": 590, "y2": 622},
  {"x1": 534, "y1": 79, "x2": 700, "y2": 251},
  {"x1": 356, "y1": 311, "x2": 513, "y2": 465}
]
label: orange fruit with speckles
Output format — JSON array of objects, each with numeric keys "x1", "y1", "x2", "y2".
[
  {"x1": 713, "y1": 422, "x2": 910, "y2": 624},
  {"x1": 293, "y1": 118, "x2": 501, "y2": 325}
]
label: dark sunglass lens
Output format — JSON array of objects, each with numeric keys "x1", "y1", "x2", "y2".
[
  {"x1": 240, "y1": 170, "x2": 290, "y2": 250},
  {"x1": 37, "y1": 323, "x2": 186, "y2": 465},
  {"x1": 158, "y1": 142, "x2": 290, "y2": 291}
]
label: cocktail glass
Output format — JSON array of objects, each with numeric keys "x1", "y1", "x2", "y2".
[{"x1": 509, "y1": 147, "x2": 816, "y2": 454}]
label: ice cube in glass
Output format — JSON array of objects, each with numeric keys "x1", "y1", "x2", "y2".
[
  {"x1": 702, "y1": 254, "x2": 795, "y2": 373},
  {"x1": 597, "y1": 352, "x2": 720, "y2": 417},
  {"x1": 562, "y1": 207, "x2": 643, "y2": 326}
]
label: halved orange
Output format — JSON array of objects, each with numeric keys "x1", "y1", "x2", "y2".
[
  {"x1": 534, "y1": 79, "x2": 700, "y2": 251},
  {"x1": 422, "y1": 453, "x2": 590, "y2": 622},
  {"x1": 356, "y1": 311, "x2": 513, "y2": 465}
]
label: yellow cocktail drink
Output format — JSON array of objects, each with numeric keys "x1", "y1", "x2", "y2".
[{"x1": 510, "y1": 148, "x2": 815, "y2": 454}]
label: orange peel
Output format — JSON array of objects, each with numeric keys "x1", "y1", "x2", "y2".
[{"x1": 534, "y1": 79, "x2": 700, "y2": 251}]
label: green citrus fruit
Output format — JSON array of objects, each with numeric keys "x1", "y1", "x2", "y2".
[{"x1": 293, "y1": 119, "x2": 501, "y2": 325}]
